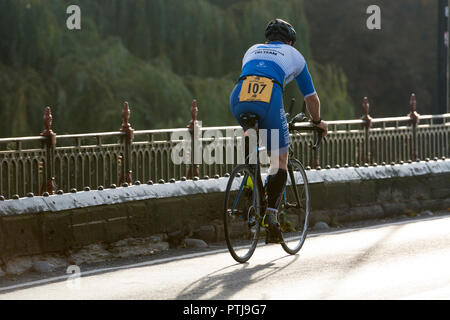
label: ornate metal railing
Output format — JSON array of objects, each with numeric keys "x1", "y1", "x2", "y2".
[{"x1": 1, "y1": 94, "x2": 449, "y2": 199}]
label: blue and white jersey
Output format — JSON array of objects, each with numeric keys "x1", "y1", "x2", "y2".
[{"x1": 240, "y1": 41, "x2": 316, "y2": 98}]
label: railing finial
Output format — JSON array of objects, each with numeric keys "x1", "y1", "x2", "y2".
[
  {"x1": 41, "y1": 106, "x2": 56, "y2": 145},
  {"x1": 360, "y1": 97, "x2": 373, "y2": 164},
  {"x1": 118, "y1": 102, "x2": 134, "y2": 185},
  {"x1": 187, "y1": 99, "x2": 198, "y2": 129},
  {"x1": 361, "y1": 96, "x2": 372, "y2": 128},
  {"x1": 41, "y1": 106, "x2": 54, "y2": 134},
  {"x1": 409, "y1": 93, "x2": 419, "y2": 125},
  {"x1": 121, "y1": 101, "x2": 134, "y2": 136},
  {"x1": 187, "y1": 99, "x2": 199, "y2": 179},
  {"x1": 40, "y1": 106, "x2": 56, "y2": 195}
]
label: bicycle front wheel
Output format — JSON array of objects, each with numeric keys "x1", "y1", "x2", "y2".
[
  {"x1": 224, "y1": 164, "x2": 261, "y2": 263},
  {"x1": 279, "y1": 159, "x2": 311, "y2": 255}
]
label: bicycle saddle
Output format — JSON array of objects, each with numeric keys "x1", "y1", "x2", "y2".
[{"x1": 239, "y1": 113, "x2": 260, "y2": 129}]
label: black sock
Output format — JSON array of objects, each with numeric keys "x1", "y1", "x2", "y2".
[{"x1": 265, "y1": 169, "x2": 287, "y2": 209}]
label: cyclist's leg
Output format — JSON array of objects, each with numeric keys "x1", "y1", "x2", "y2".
[
  {"x1": 262, "y1": 87, "x2": 289, "y2": 206},
  {"x1": 266, "y1": 156, "x2": 288, "y2": 207},
  {"x1": 259, "y1": 89, "x2": 290, "y2": 242}
]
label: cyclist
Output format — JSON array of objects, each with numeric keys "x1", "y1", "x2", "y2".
[{"x1": 230, "y1": 18, "x2": 328, "y2": 243}]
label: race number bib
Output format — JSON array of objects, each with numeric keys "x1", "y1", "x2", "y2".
[{"x1": 239, "y1": 76, "x2": 274, "y2": 103}]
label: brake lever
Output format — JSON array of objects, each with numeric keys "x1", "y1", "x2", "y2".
[
  {"x1": 290, "y1": 112, "x2": 308, "y2": 124},
  {"x1": 296, "y1": 113, "x2": 308, "y2": 122}
]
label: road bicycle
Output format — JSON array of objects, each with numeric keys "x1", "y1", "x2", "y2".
[{"x1": 223, "y1": 100, "x2": 324, "y2": 263}]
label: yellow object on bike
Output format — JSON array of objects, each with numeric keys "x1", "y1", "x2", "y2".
[
  {"x1": 244, "y1": 176, "x2": 253, "y2": 190},
  {"x1": 261, "y1": 214, "x2": 268, "y2": 228}
]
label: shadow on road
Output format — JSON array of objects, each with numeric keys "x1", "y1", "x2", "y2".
[
  {"x1": 315, "y1": 223, "x2": 404, "y2": 299},
  {"x1": 176, "y1": 254, "x2": 299, "y2": 300}
]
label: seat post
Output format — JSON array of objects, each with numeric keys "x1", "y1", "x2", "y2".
[
  {"x1": 239, "y1": 113, "x2": 260, "y2": 166},
  {"x1": 244, "y1": 122, "x2": 259, "y2": 166}
]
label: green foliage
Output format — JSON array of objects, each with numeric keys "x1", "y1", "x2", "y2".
[
  {"x1": 53, "y1": 35, "x2": 193, "y2": 132},
  {"x1": 0, "y1": 0, "x2": 354, "y2": 137},
  {"x1": 309, "y1": 62, "x2": 355, "y2": 120},
  {"x1": 283, "y1": 63, "x2": 354, "y2": 120},
  {"x1": 0, "y1": 64, "x2": 54, "y2": 137},
  {"x1": 184, "y1": 76, "x2": 237, "y2": 126}
]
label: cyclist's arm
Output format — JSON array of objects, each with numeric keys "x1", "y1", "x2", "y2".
[
  {"x1": 295, "y1": 64, "x2": 328, "y2": 135},
  {"x1": 305, "y1": 93, "x2": 328, "y2": 135},
  {"x1": 305, "y1": 93, "x2": 321, "y2": 123},
  {"x1": 295, "y1": 64, "x2": 320, "y2": 122},
  {"x1": 295, "y1": 64, "x2": 315, "y2": 95}
]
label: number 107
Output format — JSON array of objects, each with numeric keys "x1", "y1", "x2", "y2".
[{"x1": 247, "y1": 82, "x2": 267, "y2": 94}]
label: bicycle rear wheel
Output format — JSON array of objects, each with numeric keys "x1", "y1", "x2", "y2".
[
  {"x1": 224, "y1": 164, "x2": 261, "y2": 263},
  {"x1": 279, "y1": 159, "x2": 310, "y2": 254}
]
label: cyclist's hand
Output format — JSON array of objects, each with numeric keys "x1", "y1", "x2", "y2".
[{"x1": 314, "y1": 120, "x2": 328, "y2": 137}]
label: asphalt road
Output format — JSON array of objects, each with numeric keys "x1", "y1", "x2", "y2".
[{"x1": 1, "y1": 214, "x2": 449, "y2": 300}]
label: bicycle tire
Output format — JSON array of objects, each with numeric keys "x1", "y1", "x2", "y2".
[
  {"x1": 224, "y1": 164, "x2": 261, "y2": 263},
  {"x1": 279, "y1": 158, "x2": 311, "y2": 255}
]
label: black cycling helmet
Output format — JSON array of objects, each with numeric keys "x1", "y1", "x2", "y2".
[{"x1": 265, "y1": 18, "x2": 296, "y2": 45}]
